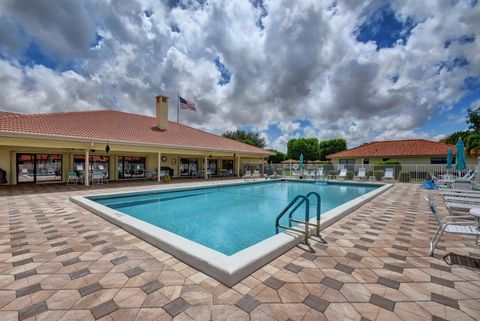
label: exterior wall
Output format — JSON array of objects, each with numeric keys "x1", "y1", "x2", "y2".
[
  {"x1": 0, "y1": 136, "x2": 267, "y2": 184},
  {"x1": 0, "y1": 146, "x2": 11, "y2": 184},
  {"x1": 331, "y1": 156, "x2": 478, "y2": 165}
]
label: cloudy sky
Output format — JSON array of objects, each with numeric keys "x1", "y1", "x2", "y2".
[{"x1": 0, "y1": 0, "x2": 479, "y2": 152}]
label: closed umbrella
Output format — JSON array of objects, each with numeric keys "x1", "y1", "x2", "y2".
[
  {"x1": 455, "y1": 138, "x2": 467, "y2": 171},
  {"x1": 446, "y1": 149, "x2": 453, "y2": 170},
  {"x1": 299, "y1": 154, "x2": 304, "y2": 170}
]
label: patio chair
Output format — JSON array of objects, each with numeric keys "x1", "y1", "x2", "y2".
[
  {"x1": 292, "y1": 171, "x2": 301, "y2": 178},
  {"x1": 354, "y1": 168, "x2": 367, "y2": 180},
  {"x1": 91, "y1": 172, "x2": 104, "y2": 185},
  {"x1": 252, "y1": 170, "x2": 261, "y2": 180},
  {"x1": 337, "y1": 168, "x2": 348, "y2": 180},
  {"x1": 67, "y1": 172, "x2": 79, "y2": 185},
  {"x1": 382, "y1": 168, "x2": 395, "y2": 182},
  {"x1": 424, "y1": 196, "x2": 479, "y2": 256}
]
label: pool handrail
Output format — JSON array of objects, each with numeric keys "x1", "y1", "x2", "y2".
[{"x1": 275, "y1": 195, "x2": 310, "y2": 244}]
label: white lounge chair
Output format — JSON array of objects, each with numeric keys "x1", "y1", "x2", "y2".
[
  {"x1": 292, "y1": 171, "x2": 301, "y2": 178},
  {"x1": 337, "y1": 168, "x2": 348, "y2": 180},
  {"x1": 382, "y1": 168, "x2": 395, "y2": 182},
  {"x1": 315, "y1": 168, "x2": 326, "y2": 179},
  {"x1": 354, "y1": 168, "x2": 367, "y2": 180},
  {"x1": 252, "y1": 170, "x2": 261, "y2": 179},
  {"x1": 424, "y1": 196, "x2": 479, "y2": 256},
  {"x1": 243, "y1": 170, "x2": 252, "y2": 180},
  {"x1": 439, "y1": 189, "x2": 480, "y2": 197}
]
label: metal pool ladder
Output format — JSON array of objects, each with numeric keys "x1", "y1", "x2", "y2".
[{"x1": 275, "y1": 192, "x2": 321, "y2": 244}]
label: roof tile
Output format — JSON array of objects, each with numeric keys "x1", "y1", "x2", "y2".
[
  {"x1": 0, "y1": 110, "x2": 269, "y2": 155},
  {"x1": 328, "y1": 139, "x2": 455, "y2": 158}
]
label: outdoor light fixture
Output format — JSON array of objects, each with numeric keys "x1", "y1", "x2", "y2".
[{"x1": 105, "y1": 144, "x2": 110, "y2": 154}]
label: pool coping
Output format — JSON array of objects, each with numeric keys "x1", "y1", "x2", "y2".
[{"x1": 70, "y1": 179, "x2": 392, "y2": 287}]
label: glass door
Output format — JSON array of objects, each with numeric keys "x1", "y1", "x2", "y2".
[{"x1": 17, "y1": 154, "x2": 35, "y2": 183}]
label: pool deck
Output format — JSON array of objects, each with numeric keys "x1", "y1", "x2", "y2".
[{"x1": 0, "y1": 181, "x2": 479, "y2": 321}]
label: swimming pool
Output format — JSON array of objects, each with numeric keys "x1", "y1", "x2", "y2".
[
  {"x1": 71, "y1": 179, "x2": 391, "y2": 286},
  {"x1": 92, "y1": 181, "x2": 376, "y2": 255}
]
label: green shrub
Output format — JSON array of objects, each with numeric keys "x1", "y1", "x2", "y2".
[
  {"x1": 374, "y1": 170, "x2": 384, "y2": 181},
  {"x1": 347, "y1": 170, "x2": 354, "y2": 180},
  {"x1": 366, "y1": 170, "x2": 374, "y2": 178},
  {"x1": 163, "y1": 174, "x2": 171, "y2": 183},
  {"x1": 373, "y1": 161, "x2": 401, "y2": 178},
  {"x1": 399, "y1": 171, "x2": 410, "y2": 182}
]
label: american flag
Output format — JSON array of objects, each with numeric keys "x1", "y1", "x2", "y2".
[{"x1": 179, "y1": 96, "x2": 197, "y2": 111}]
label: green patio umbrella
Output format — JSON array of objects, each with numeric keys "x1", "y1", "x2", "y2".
[
  {"x1": 446, "y1": 149, "x2": 453, "y2": 170},
  {"x1": 299, "y1": 154, "x2": 304, "y2": 170},
  {"x1": 455, "y1": 138, "x2": 466, "y2": 171}
]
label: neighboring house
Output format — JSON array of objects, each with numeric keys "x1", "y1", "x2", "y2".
[
  {"x1": 0, "y1": 95, "x2": 271, "y2": 185},
  {"x1": 327, "y1": 139, "x2": 477, "y2": 167}
]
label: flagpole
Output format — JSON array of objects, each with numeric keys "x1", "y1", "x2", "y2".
[{"x1": 177, "y1": 92, "x2": 180, "y2": 123}]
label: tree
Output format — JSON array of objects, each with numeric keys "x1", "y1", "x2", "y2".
[
  {"x1": 467, "y1": 106, "x2": 480, "y2": 131},
  {"x1": 222, "y1": 130, "x2": 266, "y2": 148},
  {"x1": 319, "y1": 138, "x2": 347, "y2": 160},
  {"x1": 266, "y1": 149, "x2": 286, "y2": 163},
  {"x1": 287, "y1": 138, "x2": 320, "y2": 161},
  {"x1": 440, "y1": 131, "x2": 470, "y2": 145}
]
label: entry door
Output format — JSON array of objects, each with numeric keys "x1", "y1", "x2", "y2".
[{"x1": 17, "y1": 154, "x2": 35, "y2": 183}]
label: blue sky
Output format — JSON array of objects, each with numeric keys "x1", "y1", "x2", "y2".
[{"x1": 0, "y1": 0, "x2": 478, "y2": 152}]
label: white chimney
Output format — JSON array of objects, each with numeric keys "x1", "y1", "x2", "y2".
[{"x1": 155, "y1": 95, "x2": 169, "y2": 130}]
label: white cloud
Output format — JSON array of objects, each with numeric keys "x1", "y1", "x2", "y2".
[{"x1": 0, "y1": 0, "x2": 478, "y2": 149}]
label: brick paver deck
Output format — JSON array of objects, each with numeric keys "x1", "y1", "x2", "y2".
[{"x1": 0, "y1": 181, "x2": 479, "y2": 320}]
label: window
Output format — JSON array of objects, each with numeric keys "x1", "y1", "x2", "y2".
[
  {"x1": 180, "y1": 158, "x2": 199, "y2": 176},
  {"x1": 74, "y1": 155, "x2": 110, "y2": 178},
  {"x1": 118, "y1": 156, "x2": 146, "y2": 178},
  {"x1": 363, "y1": 158, "x2": 369, "y2": 165},
  {"x1": 222, "y1": 160, "x2": 234, "y2": 170},
  {"x1": 382, "y1": 158, "x2": 390, "y2": 162},
  {"x1": 17, "y1": 153, "x2": 62, "y2": 183},
  {"x1": 431, "y1": 157, "x2": 451, "y2": 164},
  {"x1": 339, "y1": 159, "x2": 355, "y2": 171},
  {"x1": 207, "y1": 159, "x2": 218, "y2": 175}
]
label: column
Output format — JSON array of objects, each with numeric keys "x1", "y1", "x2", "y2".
[
  {"x1": 84, "y1": 149, "x2": 90, "y2": 186},
  {"x1": 236, "y1": 156, "x2": 241, "y2": 177},
  {"x1": 204, "y1": 156, "x2": 208, "y2": 179},
  {"x1": 157, "y1": 152, "x2": 162, "y2": 182}
]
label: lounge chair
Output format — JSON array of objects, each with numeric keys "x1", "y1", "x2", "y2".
[
  {"x1": 243, "y1": 170, "x2": 252, "y2": 180},
  {"x1": 337, "y1": 168, "x2": 348, "y2": 180},
  {"x1": 315, "y1": 168, "x2": 326, "y2": 179},
  {"x1": 382, "y1": 168, "x2": 395, "y2": 182},
  {"x1": 443, "y1": 196, "x2": 480, "y2": 204},
  {"x1": 354, "y1": 168, "x2": 367, "y2": 180},
  {"x1": 252, "y1": 170, "x2": 261, "y2": 179},
  {"x1": 424, "y1": 196, "x2": 479, "y2": 256},
  {"x1": 292, "y1": 171, "x2": 301, "y2": 178},
  {"x1": 439, "y1": 189, "x2": 480, "y2": 196},
  {"x1": 443, "y1": 198, "x2": 480, "y2": 215},
  {"x1": 67, "y1": 172, "x2": 80, "y2": 185}
]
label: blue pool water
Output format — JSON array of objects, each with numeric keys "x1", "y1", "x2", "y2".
[{"x1": 90, "y1": 181, "x2": 377, "y2": 255}]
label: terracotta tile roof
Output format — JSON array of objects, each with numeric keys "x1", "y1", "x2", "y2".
[
  {"x1": 327, "y1": 139, "x2": 456, "y2": 158},
  {"x1": 0, "y1": 110, "x2": 270, "y2": 155}
]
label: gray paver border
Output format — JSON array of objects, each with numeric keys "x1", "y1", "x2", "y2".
[{"x1": 71, "y1": 179, "x2": 392, "y2": 286}]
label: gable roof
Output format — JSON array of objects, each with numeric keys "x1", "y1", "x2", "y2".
[
  {"x1": 327, "y1": 139, "x2": 456, "y2": 159},
  {"x1": 0, "y1": 109, "x2": 270, "y2": 155}
]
